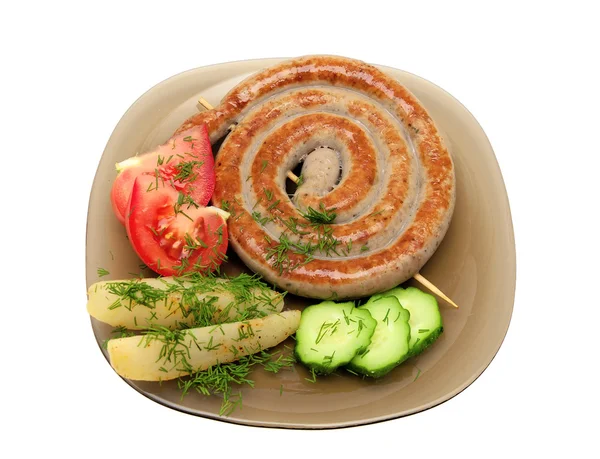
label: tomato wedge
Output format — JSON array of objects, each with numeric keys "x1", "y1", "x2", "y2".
[
  {"x1": 111, "y1": 124, "x2": 214, "y2": 225},
  {"x1": 126, "y1": 174, "x2": 228, "y2": 276}
]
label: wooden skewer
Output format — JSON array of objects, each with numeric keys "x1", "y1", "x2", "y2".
[
  {"x1": 413, "y1": 273, "x2": 459, "y2": 308},
  {"x1": 286, "y1": 171, "x2": 300, "y2": 183},
  {"x1": 197, "y1": 96, "x2": 213, "y2": 110},
  {"x1": 198, "y1": 97, "x2": 236, "y2": 131},
  {"x1": 197, "y1": 96, "x2": 459, "y2": 308}
]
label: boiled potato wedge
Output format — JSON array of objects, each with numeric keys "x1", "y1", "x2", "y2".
[
  {"x1": 87, "y1": 275, "x2": 284, "y2": 330},
  {"x1": 107, "y1": 310, "x2": 300, "y2": 381}
]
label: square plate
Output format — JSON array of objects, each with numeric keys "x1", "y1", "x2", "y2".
[{"x1": 86, "y1": 57, "x2": 515, "y2": 429}]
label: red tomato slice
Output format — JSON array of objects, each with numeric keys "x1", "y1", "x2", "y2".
[
  {"x1": 111, "y1": 124, "x2": 214, "y2": 225},
  {"x1": 126, "y1": 174, "x2": 228, "y2": 276}
]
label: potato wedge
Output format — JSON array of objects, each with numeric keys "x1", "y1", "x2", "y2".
[
  {"x1": 108, "y1": 310, "x2": 300, "y2": 381},
  {"x1": 87, "y1": 275, "x2": 284, "y2": 330}
]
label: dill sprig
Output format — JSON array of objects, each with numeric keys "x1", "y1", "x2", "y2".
[
  {"x1": 172, "y1": 160, "x2": 204, "y2": 184},
  {"x1": 173, "y1": 192, "x2": 200, "y2": 220},
  {"x1": 383, "y1": 309, "x2": 391, "y2": 325},
  {"x1": 305, "y1": 368, "x2": 317, "y2": 383},
  {"x1": 265, "y1": 234, "x2": 299, "y2": 275},
  {"x1": 263, "y1": 221, "x2": 342, "y2": 274},
  {"x1": 260, "y1": 160, "x2": 269, "y2": 174},
  {"x1": 257, "y1": 198, "x2": 343, "y2": 275},
  {"x1": 312, "y1": 224, "x2": 341, "y2": 256},
  {"x1": 322, "y1": 351, "x2": 336, "y2": 367},
  {"x1": 413, "y1": 366, "x2": 422, "y2": 382},
  {"x1": 252, "y1": 211, "x2": 274, "y2": 226},
  {"x1": 220, "y1": 199, "x2": 231, "y2": 212},
  {"x1": 178, "y1": 349, "x2": 295, "y2": 416},
  {"x1": 141, "y1": 325, "x2": 192, "y2": 374},
  {"x1": 262, "y1": 352, "x2": 296, "y2": 373},
  {"x1": 301, "y1": 202, "x2": 337, "y2": 224}
]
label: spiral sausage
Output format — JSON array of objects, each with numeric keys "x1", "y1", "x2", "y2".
[{"x1": 176, "y1": 56, "x2": 456, "y2": 299}]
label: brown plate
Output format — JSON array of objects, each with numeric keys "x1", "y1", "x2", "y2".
[{"x1": 86, "y1": 57, "x2": 516, "y2": 429}]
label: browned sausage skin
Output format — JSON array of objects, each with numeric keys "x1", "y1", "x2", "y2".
[{"x1": 176, "y1": 55, "x2": 455, "y2": 299}]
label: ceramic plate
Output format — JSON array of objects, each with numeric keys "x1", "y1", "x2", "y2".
[{"x1": 86, "y1": 57, "x2": 515, "y2": 429}]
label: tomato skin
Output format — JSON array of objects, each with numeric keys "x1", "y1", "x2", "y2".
[
  {"x1": 111, "y1": 165, "x2": 141, "y2": 225},
  {"x1": 126, "y1": 175, "x2": 228, "y2": 276},
  {"x1": 111, "y1": 124, "x2": 214, "y2": 225}
]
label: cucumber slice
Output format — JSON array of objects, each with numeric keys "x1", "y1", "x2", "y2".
[
  {"x1": 375, "y1": 286, "x2": 443, "y2": 356},
  {"x1": 347, "y1": 295, "x2": 411, "y2": 378},
  {"x1": 295, "y1": 301, "x2": 377, "y2": 375}
]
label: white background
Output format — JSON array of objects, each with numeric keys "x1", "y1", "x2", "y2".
[{"x1": 1, "y1": 1, "x2": 598, "y2": 457}]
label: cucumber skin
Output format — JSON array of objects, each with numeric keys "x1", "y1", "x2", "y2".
[
  {"x1": 347, "y1": 326, "x2": 443, "y2": 377},
  {"x1": 347, "y1": 357, "x2": 409, "y2": 378},
  {"x1": 346, "y1": 297, "x2": 411, "y2": 378},
  {"x1": 294, "y1": 302, "x2": 376, "y2": 375},
  {"x1": 409, "y1": 325, "x2": 443, "y2": 358},
  {"x1": 346, "y1": 342, "x2": 411, "y2": 378}
]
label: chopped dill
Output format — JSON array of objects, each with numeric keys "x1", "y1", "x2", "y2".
[
  {"x1": 260, "y1": 160, "x2": 269, "y2": 174},
  {"x1": 178, "y1": 349, "x2": 295, "y2": 415},
  {"x1": 301, "y1": 202, "x2": 337, "y2": 224}
]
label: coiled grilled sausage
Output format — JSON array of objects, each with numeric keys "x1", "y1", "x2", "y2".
[{"x1": 176, "y1": 55, "x2": 455, "y2": 299}]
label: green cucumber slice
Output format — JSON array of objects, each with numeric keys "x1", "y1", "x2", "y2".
[
  {"x1": 347, "y1": 295, "x2": 411, "y2": 378},
  {"x1": 294, "y1": 301, "x2": 376, "y2": 374}
]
